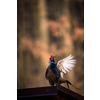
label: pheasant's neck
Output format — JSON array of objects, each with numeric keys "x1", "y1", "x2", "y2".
[
  {"x1": 51, "y1": 60, "x2": 54, "y2": 63},
  {"x1": 49, "y1": 60, "x2": 54, "y2": 63}
]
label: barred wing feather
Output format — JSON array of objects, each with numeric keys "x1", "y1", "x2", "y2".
[{"x1": 57, "y1": 54, "x2": 76, "y2": 78}]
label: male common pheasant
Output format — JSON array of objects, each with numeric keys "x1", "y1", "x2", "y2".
[{"x1": 45, "y1": 54, "x2": 78, "y2": 89}]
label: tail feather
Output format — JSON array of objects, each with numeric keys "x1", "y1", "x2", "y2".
[
  {"x1": 66, "y1": 80, "x2": 80, "y2": 90},
  {"x1": 58, "y1": 78, "x2": 81, "y2": 90}
]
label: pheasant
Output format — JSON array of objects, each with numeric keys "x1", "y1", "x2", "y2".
[{"x1": 45, "y1": 54, "x2": 78, "y2": 89}]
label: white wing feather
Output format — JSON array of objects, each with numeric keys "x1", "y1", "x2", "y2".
[{"x1": 57, "y1": 54, "x2": 76, "y2": 78}]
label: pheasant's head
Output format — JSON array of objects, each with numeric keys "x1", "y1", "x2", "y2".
[{"x1": 49, "y1": 55, "x2": 55, "y2": 61}]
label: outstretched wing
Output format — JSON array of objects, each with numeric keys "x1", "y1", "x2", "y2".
[{"x1": 57, "y1": 54, "x2": 76, "y2": 78}]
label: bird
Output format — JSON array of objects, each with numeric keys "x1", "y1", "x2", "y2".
[{"x1": 45, "y1": 54, "x2": 79, "y2": 89}]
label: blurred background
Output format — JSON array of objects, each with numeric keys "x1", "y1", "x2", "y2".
[{"x1": 17, "y1": 0, "x2": 84, "y2": 96}]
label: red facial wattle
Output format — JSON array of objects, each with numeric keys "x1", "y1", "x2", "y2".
[{"x1": 50, "y1": 55, "x2": 54, "y2": 60}]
